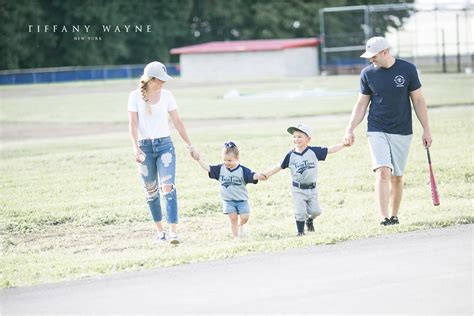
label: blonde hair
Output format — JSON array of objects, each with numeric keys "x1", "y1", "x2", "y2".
[
  {"x1": 222, "y1": 141, "x2": 239, "y2": 158},
  {"x1": 139, "y1": 75, "x2": 154, "y2": 115}
]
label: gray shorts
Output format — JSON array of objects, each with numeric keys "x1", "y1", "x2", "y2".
[
  {"x1": 367, "y1": 132, "x2": 413, "y2": 176},
  {"x1": 291, "y1": 187, "x2": 322, "y2": 222}
]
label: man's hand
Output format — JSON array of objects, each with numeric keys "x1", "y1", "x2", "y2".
[
  {"x1": 422, "y1": 130, "x2": 433, "y2": 148},
  {"x1": 343, "y1": 129, "x2": 355, "y2": 147}
]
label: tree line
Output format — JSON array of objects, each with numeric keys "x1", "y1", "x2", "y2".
[{"x1": 0, "y1": 0, "x2": 413, "y2": 70}]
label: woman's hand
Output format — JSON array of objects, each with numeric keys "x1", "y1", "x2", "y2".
[
  {"x1": 134, "y1": 147, "x2": 145, "y2": 163},
  {"x1": 187, "y1": 145, "x2": 200, "y2": 160}
]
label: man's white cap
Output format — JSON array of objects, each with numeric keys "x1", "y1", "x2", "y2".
[
  {"x1": 287, "y1": 123, "x2": 312, "y2": 137},
  {"x1": 143, "y1": 61, "x2": 173, "y2": 81},
  {"x1": 360, "y1": 36, "x2": 390, "y2": 58}
]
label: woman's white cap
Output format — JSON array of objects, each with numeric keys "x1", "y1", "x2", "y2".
[
  {"x1": 143, "y1": 61, "x2": 173, "y2": 81},
  {"x1": 360, "y1": 37, "x2": 390, "y2": 58}
]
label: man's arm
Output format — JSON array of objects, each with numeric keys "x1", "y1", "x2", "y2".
[
  {"x1": 343, "y1": 93, "x2": 371, "y2": 146},
  {"x1": 410, "y1": 88, "x2": 433, "y2": 148}
]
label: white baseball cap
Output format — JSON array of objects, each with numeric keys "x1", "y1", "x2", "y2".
[
  {"x1": 143, "y1": 61, "x2": 173, "y2": 81},
  {"x1": 287, "y1": 123, "x2": 312, "y2": 137},
  {"x1": 360, "y1": 36, "x2": 390, "y2": 58}
]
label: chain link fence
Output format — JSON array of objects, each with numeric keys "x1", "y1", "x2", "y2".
[{"x1": 319, "y1": 2, "x2": 473, "y2": 74}]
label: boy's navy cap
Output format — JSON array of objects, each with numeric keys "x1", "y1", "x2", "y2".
[
  {"x1": 287, "y1": 124, "x2": 312, "y2": 137},
  {"x1": 143, "y1": 61, "x2": 173, "y2": 81}
]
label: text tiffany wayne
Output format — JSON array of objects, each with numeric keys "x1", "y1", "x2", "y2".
[{"x1": 28, "y1": 25, "x2": 152, "y2": 33}]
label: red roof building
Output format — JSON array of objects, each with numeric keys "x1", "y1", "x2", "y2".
[{"x1": 170, "y1": 38, "x2": 320, "y2": 81}]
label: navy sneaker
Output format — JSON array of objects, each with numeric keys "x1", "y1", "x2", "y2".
[
  {"x1": 380, "y1": 218, "x2": 392, "y2": 226},
  {"x1": 297, "y1": 232, "x2": 305, "y2": 237},
  {"x1": 306, "y1": 218, "x2": 315, "y2": 232},
  {"x1": 390, "y1": 216, "x2": 399, "y2": 225},
  {"x1": 156, "y1": 232, "x2": 167, "y2": 242}
]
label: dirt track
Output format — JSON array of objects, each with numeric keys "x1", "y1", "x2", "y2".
[{"x1": 0, "y1": 113, "x2": 352, "y2": 142}]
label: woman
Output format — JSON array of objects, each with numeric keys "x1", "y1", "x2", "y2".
[{"x1": 128, "y1": 61, "x2": 199, "y2": 244}]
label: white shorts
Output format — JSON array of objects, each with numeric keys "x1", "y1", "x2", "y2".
[{"x1": 367, "y1": 132, "x2": 413, "y2": 176}]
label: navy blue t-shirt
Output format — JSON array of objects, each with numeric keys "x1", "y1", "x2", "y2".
[{"x1": 360, "y1": 59, "x2": 421, "y2": 135}]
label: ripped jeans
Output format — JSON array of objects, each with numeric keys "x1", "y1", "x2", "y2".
[{"x1": 137, "y1": 137, "x2": 178, "y2": 224}]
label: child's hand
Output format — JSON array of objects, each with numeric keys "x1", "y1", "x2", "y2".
[{"x1": 256, "y1": 173, "x2": 268, "y2": 181}]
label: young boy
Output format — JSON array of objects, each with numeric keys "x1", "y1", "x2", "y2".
[
  {"x1": 264, "y1": 124, "x2": 347, "y2": 236},
  {"x1": 197, "y1": 141, "x2": 265, "y2": 240}
]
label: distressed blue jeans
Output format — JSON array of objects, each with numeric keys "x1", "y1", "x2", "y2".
[{"x1": 137, "y1": 137, "x2": 178, "y2": 224}]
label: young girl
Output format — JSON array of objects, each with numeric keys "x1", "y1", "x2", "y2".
[{"x1": 197, "y1": 141, "x2": 265, "y2": 240}]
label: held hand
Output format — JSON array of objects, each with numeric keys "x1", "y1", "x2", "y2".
[
  {"x1": 256, "y1": 173, "x2": 267, "y2": 181},
  {"x1": 188, "y1": 147, "x2": 200, "y2": 160},
  {"x1": 422, "y1": 131, "x2": 433, "y2": 148},
  {"x1": 343, "y1": 129, "x2": 355, "y2": 147}
]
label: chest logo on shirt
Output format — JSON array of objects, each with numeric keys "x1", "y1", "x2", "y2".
[
  {"x1": 293, "y1": 160, "x2": 316, "y2": 174},
  {"x1": 394, "y1": 75, "x2": 406, "y2": 88},
  {"x1": 220, "y1": 175, "x2": 243, "y2": 188}
]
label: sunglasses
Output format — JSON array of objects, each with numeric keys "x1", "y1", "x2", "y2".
[{"x1": 224, "y1": 141, "x2": 236, "y2": 148}]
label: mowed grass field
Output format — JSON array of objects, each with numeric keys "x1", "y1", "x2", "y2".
[{"x1": 0, "y1": 74, "x2": 473, "y2": 288}]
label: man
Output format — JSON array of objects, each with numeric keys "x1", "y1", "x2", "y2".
[{"x1": 343, "y1": 36, "x2": 433, "y2": 226}]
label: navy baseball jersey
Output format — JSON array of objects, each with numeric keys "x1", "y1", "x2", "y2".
[
  {"x1": 360, "y1": 58, "x2": 421, "y2": 135},
  {"x1": 209, "y1": 164, "x2": 258, "y2": 201},
  {"x1": 281, "y1": 146, "x2": 328, "y2": 184}
]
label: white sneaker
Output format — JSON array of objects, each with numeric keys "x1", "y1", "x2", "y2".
[
  {"x1": 156, "y1": 232, "x2": 166, "y2": 242},
  {"x1": 169, "y1": 234, "x2": 180, "y2": 245},
  {"x1": 238, "y1": 225, "x2": 247, "y2": 238}
]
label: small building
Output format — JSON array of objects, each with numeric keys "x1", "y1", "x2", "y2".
[{"x1": 170, "y1": 38, "x2": 320, "y2": 81}]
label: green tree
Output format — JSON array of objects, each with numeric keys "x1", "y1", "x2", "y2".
[
  {"x1": 0, "y1": 0, "x2": 414, "y2": 70},
  {"x1": 0, "y1": 0, "x2": 56, "y2": 69}
]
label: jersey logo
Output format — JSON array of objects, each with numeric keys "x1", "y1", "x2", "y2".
[
  {"x1": 220, "y1": 175, "x2": 243, "y2": 188},
  {"x1": 293, "y1": 161, "x2": 316, "y2": 174},
  {"x1": 394, "y1": 75, "x2": 406, "y2": 87}
]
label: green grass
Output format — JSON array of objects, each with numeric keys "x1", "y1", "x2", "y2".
[
  {"x1": 1, "y1": 98, "x2": 473, "y2": 288},
  {"x1": 0, "y1": 74, "x2": 473, "y2": 123}
]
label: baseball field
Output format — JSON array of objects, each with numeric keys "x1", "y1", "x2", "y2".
[{"x1": 0, "y1": 73, "x2": 473, "y2": 287}]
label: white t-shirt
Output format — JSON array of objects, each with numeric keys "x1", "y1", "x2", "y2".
[{"x1": 127, "y1": 89, "x2": 178, "y2": 140}]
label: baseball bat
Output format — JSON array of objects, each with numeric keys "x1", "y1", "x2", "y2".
[{"x1": 426, "y1": 148, "x2": 440, "y2": 206}]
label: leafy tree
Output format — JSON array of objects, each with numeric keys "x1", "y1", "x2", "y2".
[{"x1": 0, "y1": 0, "x2": 413, "y2": 70}]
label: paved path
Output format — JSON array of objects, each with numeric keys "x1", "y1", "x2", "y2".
[{"x1": 1, "y1": 225, "x2": 472, "y2": 315}]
